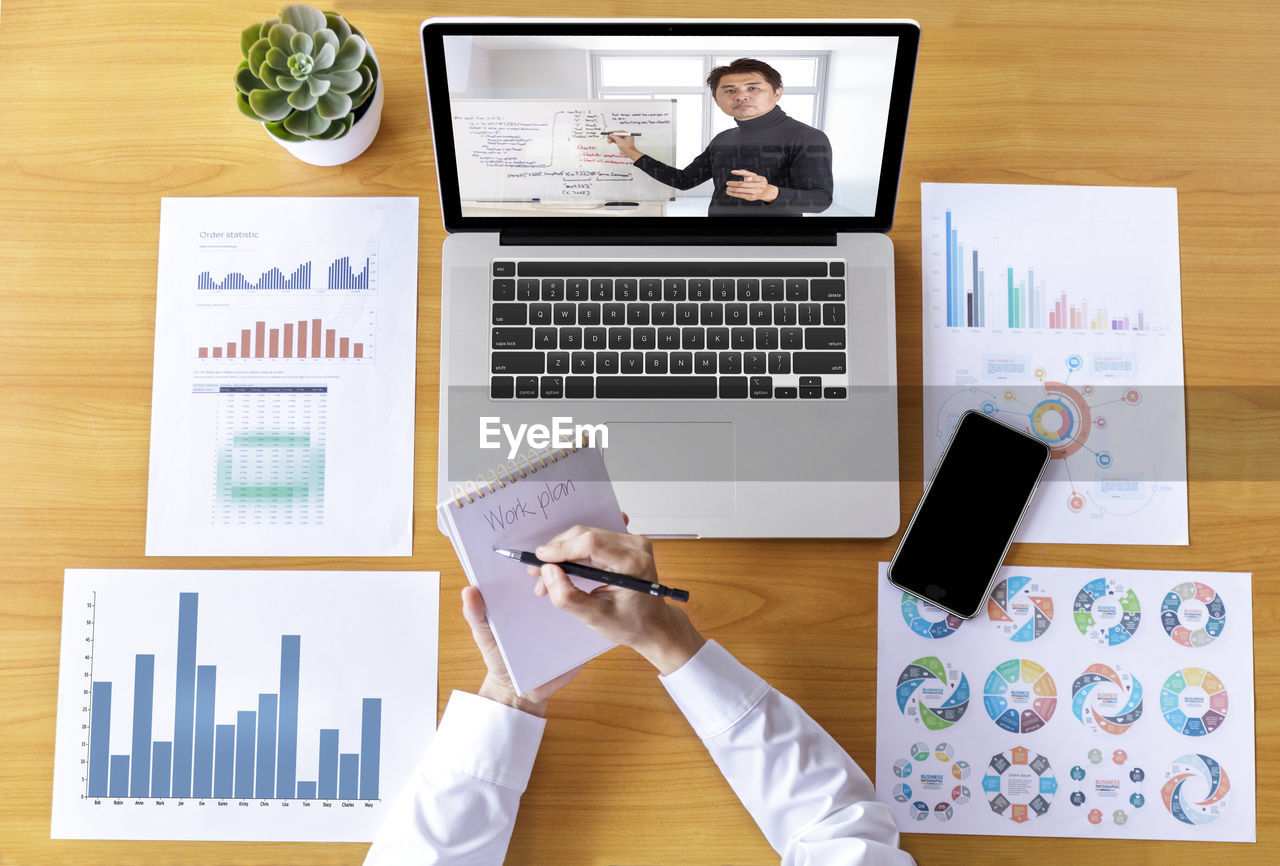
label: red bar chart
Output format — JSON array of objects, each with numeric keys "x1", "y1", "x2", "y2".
[{"x1": 196, "y1": 314, "x2": 374, "y2": 361}]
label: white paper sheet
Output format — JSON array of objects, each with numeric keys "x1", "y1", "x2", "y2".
[
  {"x1": 145, "y1": 197, "x2": 418, "y2": 555},
  {"x1": 51, "y1": 569, "x2": 440, "y2": 841},
  {"x1": 921, "y1": 183, "x2": 1188, "y2": 544},
  {"x1": 875, "y1": 563, "x2": 1254, "y2": 842}
]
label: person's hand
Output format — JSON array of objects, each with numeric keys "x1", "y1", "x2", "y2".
[
  {"x1": 605, "y1": 131, "x2": 643, "y2": 161},
  {"x1": 726, "y1": 169, "x2": 779, "y2": 202},
  {"x1": 461, "y1": 585, "x2": 582, "y2": 717},
  {"x1": 529, "y1": 525, "x2": 706, "y2": 675}
]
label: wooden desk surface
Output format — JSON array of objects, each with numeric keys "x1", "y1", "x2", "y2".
[{"x1": 2, "y1": 1, "x2": 1277, "y2": 863}]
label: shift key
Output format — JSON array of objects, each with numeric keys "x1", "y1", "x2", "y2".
[
  {"x1": 491, "y1": 352, "x2": 545, "y2": 374},
  {"x1": 793, "y1": 352, "x2": 846, "y2": 374}
]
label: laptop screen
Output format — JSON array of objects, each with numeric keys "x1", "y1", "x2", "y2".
[{"x1": 421, "y1": 19, "x2": 919, "y2": 236}]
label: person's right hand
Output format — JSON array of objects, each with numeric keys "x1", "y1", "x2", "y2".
[
  {"x1": 604, "y1": 131, "x2": 643, "y2": 162},
  {"x1": 530, "y1": 525, "x2": 705, "y2": 675}
]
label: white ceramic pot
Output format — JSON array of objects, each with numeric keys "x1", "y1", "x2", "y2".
[{"x1": 268, "y1": 72, "x2": 384, "y2": 167}]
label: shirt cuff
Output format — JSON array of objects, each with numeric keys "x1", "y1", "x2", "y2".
[
  {"x1": 427, "y1": 690, "x2": 547, "y2": 791},
  {"x1": 658, "y1": 640, "x2": 771, "y2": 739}
]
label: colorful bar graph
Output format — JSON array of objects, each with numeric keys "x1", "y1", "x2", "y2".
[
  {"x1": 83, "y1": 593, "x2": 383, "y2": 801},
  {"x1": 196, "y1": 316, "x2": 368, "y2": 361}
]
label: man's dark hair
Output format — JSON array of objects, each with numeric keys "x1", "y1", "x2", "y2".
[{"x1": 706, "y1": 58, "x2": 783, "y2": 93}]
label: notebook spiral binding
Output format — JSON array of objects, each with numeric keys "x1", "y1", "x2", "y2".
[{"x1": 449, "y1": 436, "x2": 587, "y2": 508}]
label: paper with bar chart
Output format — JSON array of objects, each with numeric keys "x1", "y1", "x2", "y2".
[
  {"x1": 51, "y1": 569, "x2": 440, "y2": 841},
  {"x1": 921, "y1": 183, "x2": 1187, "y2": 545},
  {"x1": 145, "y1": 197, "x2": 418, "y2": 555}
]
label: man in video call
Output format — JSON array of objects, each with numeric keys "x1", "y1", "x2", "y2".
[{"x1": 607, "y1": 57, "x2": 834, "y2": 216}]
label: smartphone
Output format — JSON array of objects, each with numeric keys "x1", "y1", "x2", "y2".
[{"x1": 888, "y1": 410, "x2": 1051, "y2": 619}]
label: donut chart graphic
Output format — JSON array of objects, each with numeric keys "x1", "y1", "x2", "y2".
[
  {"x1": 1073, "y1": 577, "x2": 1141, "y2": 646},
  {"x1": 1030, "y1": 381, "x2": 1092, "y2": 458},
  {"x1": 1067, "y1": 747, "x2": 1146, "y2": 826},
  {"x1": 896, "y1": 657, "x2": 971, "y2": 730},
  {"x1": 987, "y1": 575, "x2": 1054, "y2": 642},
  {"x1": 1161, "y1": 582, "x2": 1227, "y2": 647},
  {"x1": 1161, "y1": 667, "x2": 1228, "y2": 736},
  {"x1": 1072, "y1": 663, "x2": 1144, "y2": 734},
  {"x1": 982, "y1": 746, "x2": 1057, "y2": 823},
  {"x1": 901, "y1": 592, "x2": 964, "y2": 639},
  {"x1": 984, "y1": 659, "x2": 1057, "y2": 733},
  {"x1": 1163, "y1": 754, "x2": 1230, "y2": 825},
  {"x1": 892, "y1": 741, "x2": 972, "y2": 822}
]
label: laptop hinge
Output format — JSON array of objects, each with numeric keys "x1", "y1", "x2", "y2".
[{"x1": 498, "y1": 228, "x2": 839, "y2": 247}]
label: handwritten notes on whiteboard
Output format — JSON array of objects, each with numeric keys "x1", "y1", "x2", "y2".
[{"x1": 450, "y1": 99, "x2": 676, "y2": 202}]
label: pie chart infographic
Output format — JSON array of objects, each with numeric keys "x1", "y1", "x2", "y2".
[
  {"x1": 896, "y1": 657, "x2": 971, "y2": 730},
  {"x1": 1073, "y1": 577, "x2": 1141, "y2": 646},
  {"x1": 983, "y1": 746, "x2": 1057, "y2": 823},
  {"x1": 1161, "y1": 667, "x2": 1228, "y2": 736},
  {"x1": 1162, "y1": 753, "x2": 1230, "y2": 825},
  {"x1": 1067, "y1": 748, "x2": 1146, "y2": 827},
  {"x1": 1161, "y1": 581, "x2": 1226, "y2": 648},
  {"x1": 901, "y1": 591, "x2": 964, "y2": 639},
  {"x1": 987, "y1": 575, "x2": 1054, "y2": 642},
  {"x1": 984, "y1": 658, "x2": 1057, "y2": 733},
  {"x1": 1071, "y1": 663, "x2": 1144, "y2": 735},
  {"x1": 891, "y1": 741, "x2": 972, "y2": 823}
]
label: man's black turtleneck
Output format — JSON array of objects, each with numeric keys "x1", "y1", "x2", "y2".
[{"x1": 633, "y1": 107, "x2": 833, "y2": 216}]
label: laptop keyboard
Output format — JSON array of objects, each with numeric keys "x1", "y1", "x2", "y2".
[{"x1": 489, "y1": 259, "x2": 849, "y2": 400}]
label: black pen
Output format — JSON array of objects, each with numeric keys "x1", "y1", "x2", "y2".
[{"x1": 493, "y1": 548, "x2": 689, "y2": 602}]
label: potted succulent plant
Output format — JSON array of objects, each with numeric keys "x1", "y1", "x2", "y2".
[{"x1": 234, "y1": 5, "x2": 382, "y2": 166}]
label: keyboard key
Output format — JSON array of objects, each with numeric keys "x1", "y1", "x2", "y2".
[
  {"x1": 534, "y1": 327, "x2": 557, "y2": 349},
  {"x1": 584, "y1": 328, "x2": 607, "y2": 349},
  {"x1": 490, "y1": 376, "x2": 514, "y2": 399},
  {"x1": 749, "y1": 303, "x2": 772, "y2": 325},
  {"x1": 829, "y1": 261, "x2": 846, "y2": 277},
  {"x1": 671, "y1": 352, "x2": 693, "y2": 374},
  {"x1": 608, "y1": 327, "x2": 631, "y2": 349},
  {"x1": 572, "y1": 352, "x2": 594, "y2": 374},
  {"x1": 745, "y1": 352, "x2": 766, "y2": 373},
  {"x1": 633, "y1": 328, "x2": 656, "y2": 350},
  {"x1": 566, "y1": 376, "x2": 593, "y2": 399},
  {"x1": 492, "y1": 278, "x2": 516, "y2": 300},
  {"x1": 516, "y1": 278, "x2": 540, "y2": 300},
  {"x1": 553, "y1": 303, "x2": 575, "y2": 325},
  {"x1": 756, "y1": 328, "x2": 779, "y2": 350},
  {"x1": 799, "y1": 303, "x2": 822, "y2": 326},
  {"x1": 491, "y1": 303, "x2": 526, "y2": 325},
  {"x1": 603, "y1": 303, "x2": 626, "y2": 325},
  {"x1": 644, "y1": 352, "x2": 669, "y2": 374},
  {"x1": 774, "y1": 303, "x2": 797, "y2": 325},
  {"x1": 768, "y1": 352, "x2": 790, "y2": 374},
  {"x1": 529, "y1": 303, "x2": 552, "y2": 325},
  {"x1": 774, "y1": 387, "x2": 798, "y2": 399},
  {"x1": 794, "y1": 352, "x2": 847, "y2": 374},
  {"x1": 595, "y1": 377, "x2": 718, "y2": 399},
  {"x1": 597, "y1": 352, "x2": 619, "y2": 374},
  {"x1": 492, "y1": 352, "x2": 544, "y2": 374},
  {"x1": 737, "y1": 278, "x2": 761, "y2": 301},
  {"x1": 663, "y1": 279, "x2": 687, "y2": 301},
  {"x1": 824, "y1": 386, "x2": 848, "y2": 399},
  {"x1": 823, "y1": 303, "x2": 846, "y2": 326},
  {"x1": 548, "y1": 352, "x2": 569, "y2": 374},
  {"x1": 567, "y1": 279, "x2": 589, "y2": 301},
  {"x1": 541, "y1": 278, "x2": 564, "y2": 301},
  {"x1": 626, "y1": 303, "x2": 650, "y2": 325},
  {"x1": 657, "y1": 327, "x2": 680, "y2": 349},
  {"x1": 694, "y1": 352, "x2": 716, "y2": 374},
  {"x1": 781, "y1": 328, "x2": 803, "y2": 349},
  {"x1": 676, "y1": 303, "x2": 699, "y2": 325},
  {"x1": 712, "y1": 278, "x2": 734, "y2": 300},
  {"x1": 621, "y1": 352, "x2": 644, "y2": 374},
  {"x1": 805, "y1": 328, "x2": 847, "y2": 349},
  {"x1": 639, "y1": 279, "x2": 662, "y2": 301},
  {"x1": 541, "y1": 376, "x2": 564, "y2": 398},
  {"x1": 516, "y1": 261, "x2": 828, "y2": 277},
  {"x1": 492, "y1": 261, "x2": 516, "y2": 277},
  {"x1": 726, "y1": 303, "x2": 748, "y2": 325},
  {"x1": 750, "y1": 377, "x2": 773, "y2": 398},
  {"x1": 615, "y1": 279, "x2": 638, "y2": 301},
  {"x1": 811, "y1": 279, "x2": 846, "y2": 301},
  {"x1": 718, "y1": 351, "x2": 743, "y2": 374},
  {"x1": 652, "y1": 303, "x2": 675, "y2": 325},
  {"x1": 689, "y1": 279, "x2": 712, "y2": 301},
  {"x1": 590, "y1": 278, "x2": 613, "y2": 301},
  {"x1": 719, "y1": 376, "x2": 749, "y2": 398},
  {"x1": 559, "y1": 328, "x2": 583, "y2": 350},
  {"x1": 682, "y1": 328, "x2": 706, "y2": 350},
  {"x1": 786, "y1": 279, "x2": 808, "y2": 301},
  {"x1": 579, "y1": 303, "x2": 601, "y2": 325},
  {"x1": 708, "y1": 328, "x2": 730, "y2": 349},
  {"x1": 700, "y1": 303, "x2": 725, "y2": 325},
  {"x1": 492, "y1": 327, "x2": 533, "y2": 349},
  {"x1": 516, "y1": 376, "x2": 539, "y2": 398},
  {"x1": 731, "y1": 327, "x2": 754, "y2": 349},
  {"x1": 800, "y1": 375, "x2": 821, "y2": 398},
  {"x1": 762, "y1": 278, "x2": 784, "y2": 300}
]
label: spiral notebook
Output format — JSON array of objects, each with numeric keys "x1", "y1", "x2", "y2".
[{"x1": 437, "y1": 444, "x2": 627, "y2": 695}]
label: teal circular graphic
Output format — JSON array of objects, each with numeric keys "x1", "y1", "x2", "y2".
[
  {"x1": 1161, "y1": 582, "x2": 1226, "y2": 648},
  {"x1": 901, "y1": 592, "x2": 963, "y2": 639},
  {"x1": 987, "y1": 576, "x2": 1054, "y2": 642},
  {"x1": 1073, "y1": 577, "x2": 1141, "y2": 646},
  {"x1": 1161, "y1": 667, "x2": 1228, "y2": 736},
  {"x1": 1072, "y1": 663, "x2": 1143, "y2": 735},
  {"x1": 896, "y1": 657, "x2": 971, "y2": 730},
  {"x1": 1162, "y1": 754, "x2": 1230, "y2": 825}
]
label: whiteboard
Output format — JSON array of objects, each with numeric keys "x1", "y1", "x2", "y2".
[{"x1": 450, "y1": 99, "x2": 676, "y2": 202}]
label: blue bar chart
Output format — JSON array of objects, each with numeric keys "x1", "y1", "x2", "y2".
[
  {"x1": 53, "y1": 569, "x2": 440, "y2": 841},
  {"x1": 195, "y1": 248, "x2": 377, "y2": 293}
]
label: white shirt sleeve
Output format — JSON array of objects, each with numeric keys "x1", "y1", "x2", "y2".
[
  {"x1": 363, "y1": 690, "x2": 545, "y2": 866},
  {"x1": 660, "y1": 641, "x2": 915, "y2": 866}
]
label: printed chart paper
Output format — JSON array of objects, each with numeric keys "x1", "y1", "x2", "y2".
[
  {"x1": 51, "y1": 569, "x2": 440, "y2": 841},
  {"x1": 921, "y1": 183, "x2": 1187, "y2": 544},
  {"x1": 875, "y1": 563, "x2": 1254, "y2": 842},
  {"x1": 146, "y1": 197, "x2": 418, "y2": 555}
]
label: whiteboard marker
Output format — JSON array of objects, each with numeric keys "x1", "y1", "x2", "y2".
[{"x1": 602, "y1": 131, "x2": 642, "y2": 137}]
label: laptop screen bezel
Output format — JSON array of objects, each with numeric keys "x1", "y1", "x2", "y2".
[{"x1": 420, "y1": 18, "x2": 920, "y2": 237}]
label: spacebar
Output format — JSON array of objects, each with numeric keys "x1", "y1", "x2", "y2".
[{"x1": 594, "y1": 377, "x2": 718, "y2": 399}]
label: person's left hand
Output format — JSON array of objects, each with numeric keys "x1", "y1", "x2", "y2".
[
  {"x1": 726, "y1": 169, "x2": 779, "y2": 202},
  {"x1": 461, "y1": 585, "x2": 583, "y2": 717}
]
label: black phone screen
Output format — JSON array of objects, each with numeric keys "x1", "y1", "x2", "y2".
[{"x1": 888, "y1": 410, "x2": 1051, "y2": 618}]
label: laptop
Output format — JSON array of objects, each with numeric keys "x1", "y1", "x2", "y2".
[{"x1": 421, "y1": 18, "x2": 920, "y2": 538}]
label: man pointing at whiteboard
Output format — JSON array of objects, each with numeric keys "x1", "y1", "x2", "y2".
[{"x1": 607, "y1": 58, "x2": 834, "y2": 216}]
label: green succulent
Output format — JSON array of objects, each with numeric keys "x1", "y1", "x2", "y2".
[{"x1": 235, "y1": 5, "x2": 378, "y2": 142}]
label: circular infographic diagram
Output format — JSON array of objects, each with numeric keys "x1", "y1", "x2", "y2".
[
  {"x1": 1161, "y1": 667, "x2": 1228, "y2": 736},
  {"x1": 986, "y1": 575, "x2": 1054, "y2": 642},
  {"x1": 1162, "y1": 754, "x2": 1230, "y2": 825},
  {"x1": 1161, "y1": 582, "x2": 1227, "y2": 648},
  {"x1": 982, "y1": 746, "x2": 1057, "y2": 823},
  {"x1": 901, "y1": 592, "x2": 964, "y2": 639},
  {"x1": 984, "y1": 658, "x2": 1057, "y2": 733},
  {"x1": 1071, "y1": 663, "x2": 1144, "y2": 735},
  {"x1": 1073, "y1": 577, "x2": 1141, "y2": 646},
  {"x1": 1067, "y1": 748, "x2": 1146, "y2": 826},
  {"x1": 891, "y1": 741, "x2": 972, "y2": 823},
  {"x1": 896, "y1": 657, "x2": 971, "y2": 730}
]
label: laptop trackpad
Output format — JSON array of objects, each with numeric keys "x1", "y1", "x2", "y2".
[{"x1": 604, "y1": 421, "x2": 736, "y2": 518}]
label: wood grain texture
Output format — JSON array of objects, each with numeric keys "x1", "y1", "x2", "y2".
[{"x1": 1, "y1": 1, "x2": 1277, "y2": 863}]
